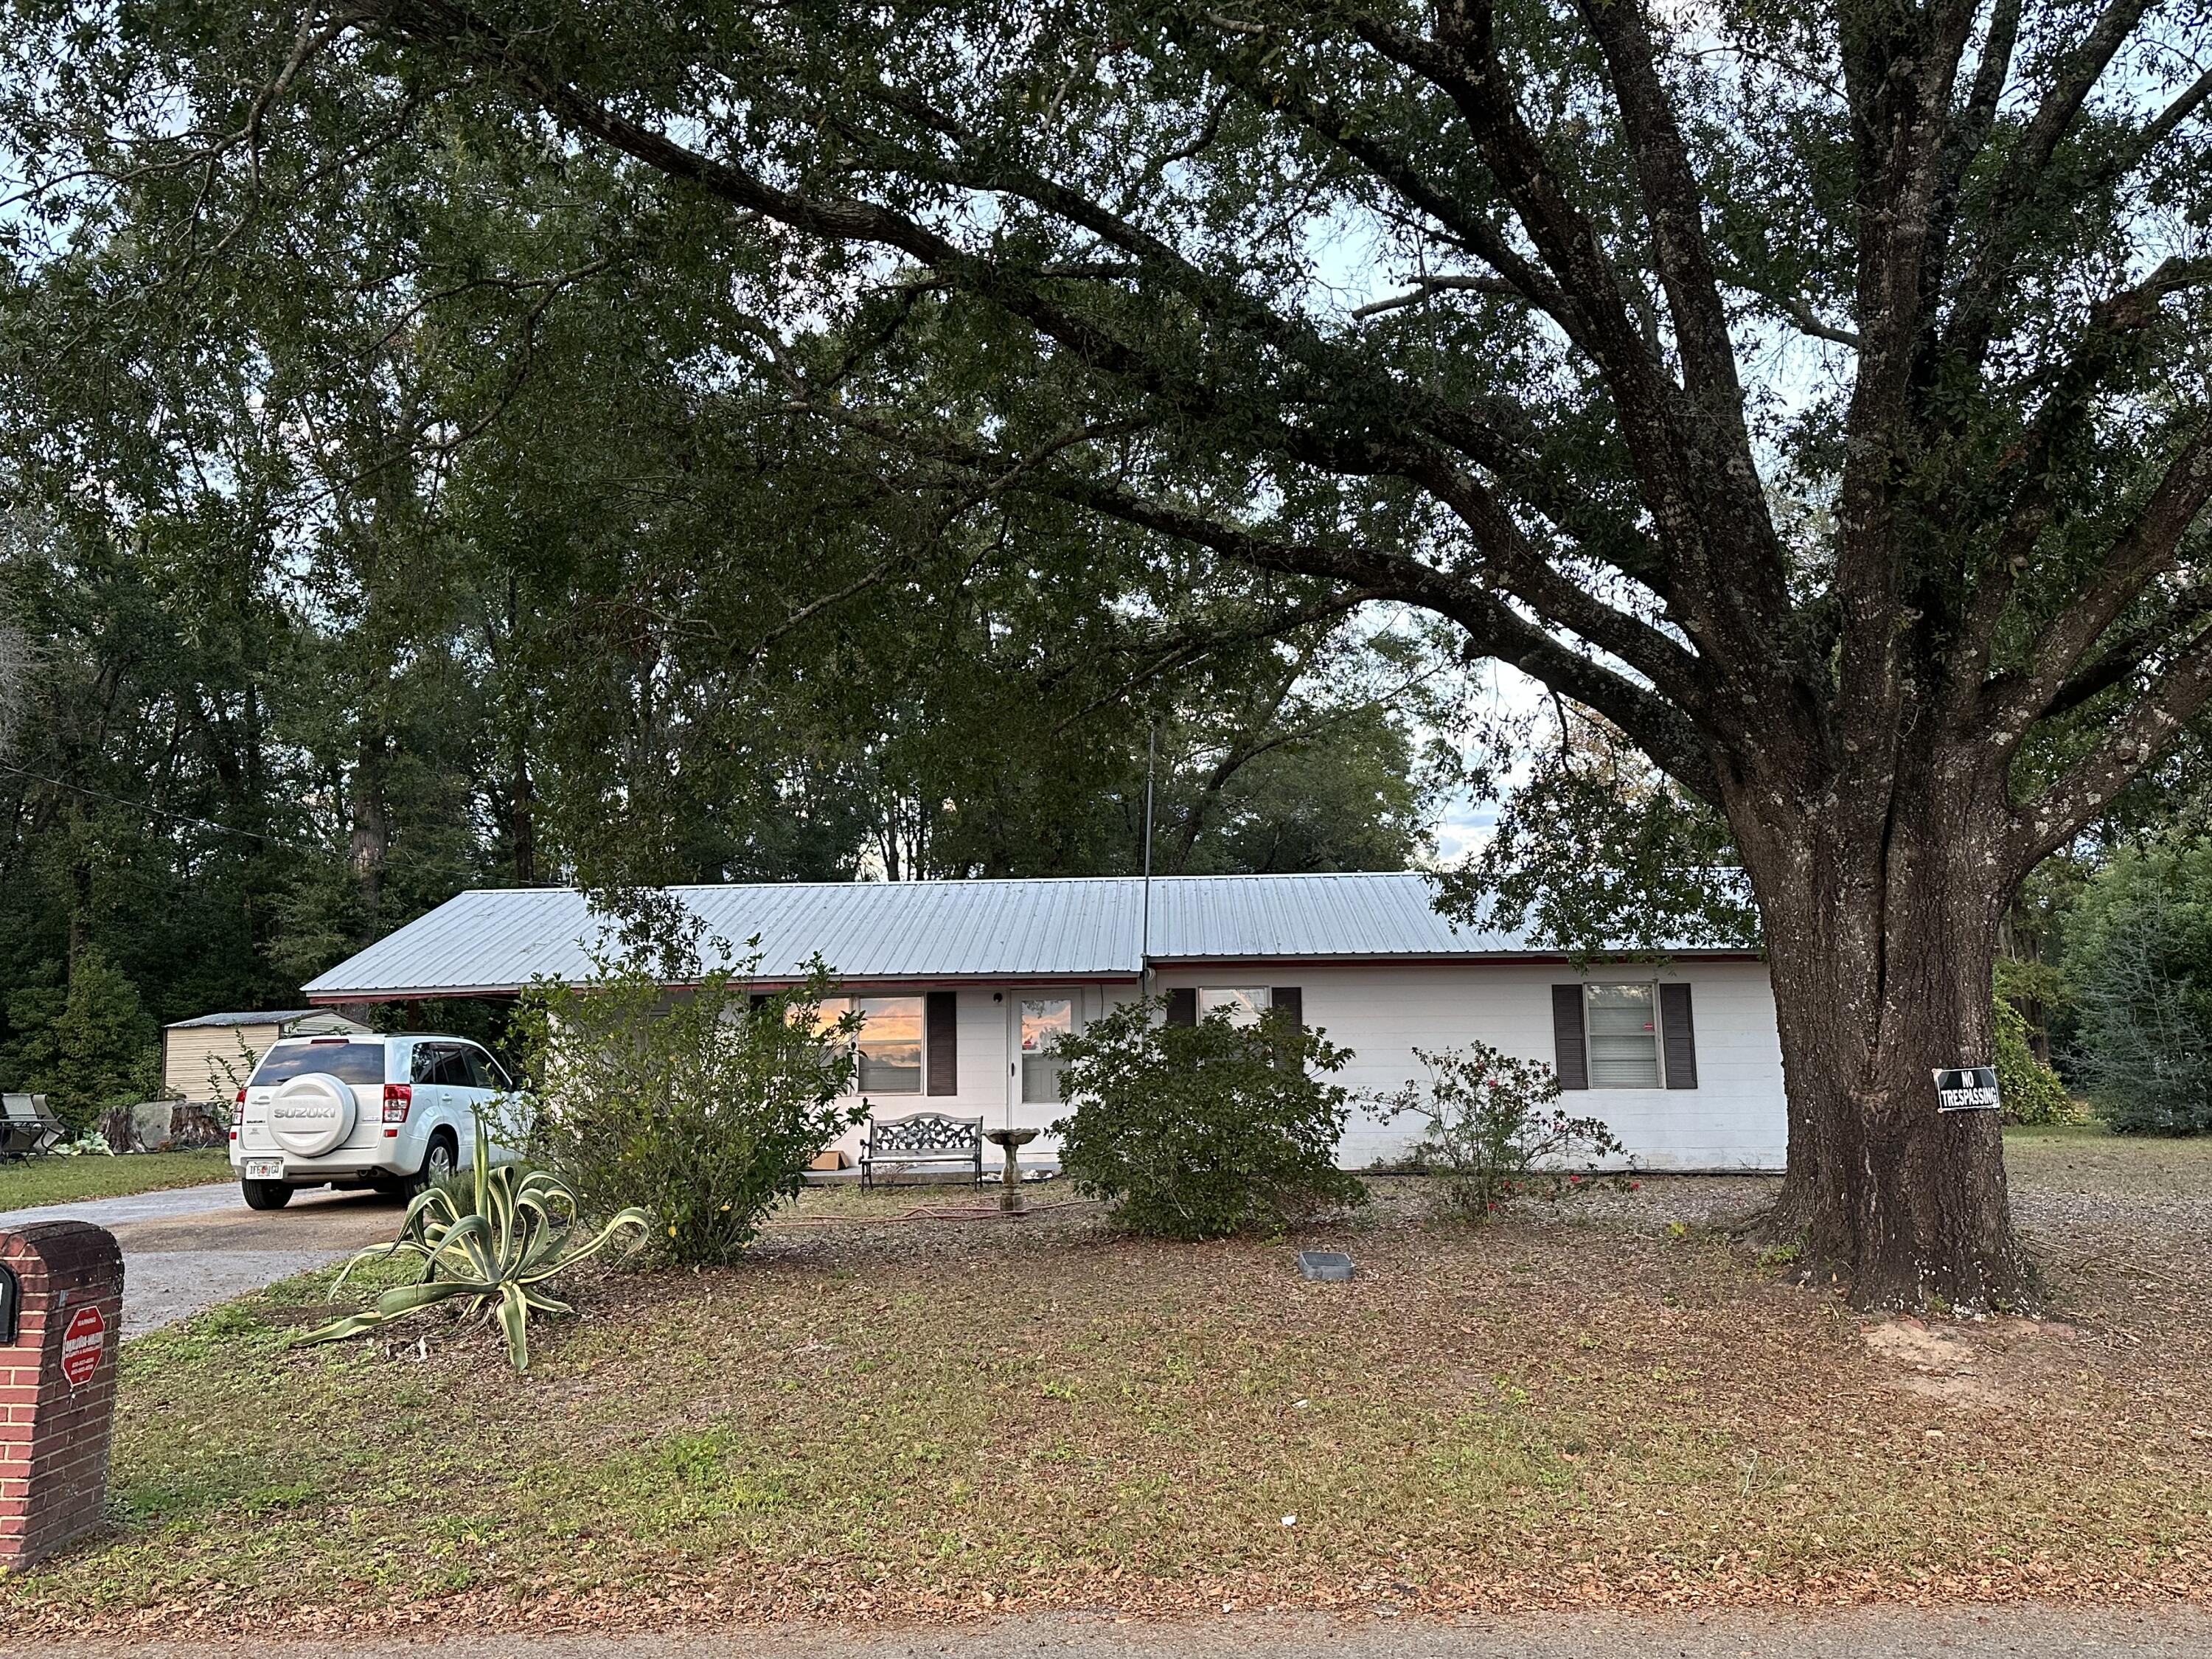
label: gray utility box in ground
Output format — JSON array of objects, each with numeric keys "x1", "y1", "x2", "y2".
[{"x1": 1296, "y1": 1251, "x2": 1354, "y2": 1281}]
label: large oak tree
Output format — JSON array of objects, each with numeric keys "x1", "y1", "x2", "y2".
[{"x1": 10, "y1": 0, "x2": 2211, "y2": 1302}]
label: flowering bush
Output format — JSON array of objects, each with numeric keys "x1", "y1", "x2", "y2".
[{"x1": 1380, "y1": 1042, "x2": 1630, "y2": 1220}]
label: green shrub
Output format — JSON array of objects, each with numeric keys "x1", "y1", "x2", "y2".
[
  {"x1": 512, "y1": 940, "x2": 864, "y2": 1265},
  {"x1": 1050, "y1": 996, "x2": 1366, "y2": 1239},
  {"x1": 1379, "y1": 1041, "x2": 1630, "y2": 1220},
  {"x1": 1993, "y1": 997, "x2": 2076, "y2": 1126}
]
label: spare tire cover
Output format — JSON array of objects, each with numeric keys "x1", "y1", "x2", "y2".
[{"x1": 268, "y1": 1073, "x2": 357, "y2": 1158}]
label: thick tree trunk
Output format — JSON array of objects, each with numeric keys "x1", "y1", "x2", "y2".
[
  {"x1": 349, "y1": 734, "x2": 389, "y2": 935},
  {"x1": 1731, "y1": 774, "x2": 2030, "y2": 1310},
  {"x1": 509, "y1": 744, "x2": 537, "y2": 887}
]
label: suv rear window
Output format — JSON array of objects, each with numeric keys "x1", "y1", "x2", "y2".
[{"x1": 250, "y1": 1040, "x2": 386, "y2": 1086}]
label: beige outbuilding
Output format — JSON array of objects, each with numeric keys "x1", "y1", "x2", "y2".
[{"x1": 160, "y1": 1010, "x2": 370, "y2": 1104}]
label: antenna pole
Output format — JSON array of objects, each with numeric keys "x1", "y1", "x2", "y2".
[{"x1": 1141, "y1": 723, "x2": 1157, "y2": 998}]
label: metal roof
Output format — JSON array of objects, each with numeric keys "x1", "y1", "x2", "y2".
[
  {"x1": 302, "y1": 873, "x2": 1752, "y2": 1001},
  {"x1": 164, "y1": 1009, "x2": 319, "y2": 1031}
]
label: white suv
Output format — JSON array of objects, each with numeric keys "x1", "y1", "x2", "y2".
[{"x1": 229, "y1": 1033, "x2": 524, "y2": 1211}]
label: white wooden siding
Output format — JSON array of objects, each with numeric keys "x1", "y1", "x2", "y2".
[
  {"x1": 163, "y1": 1023, "x2": 279, "y2": 1102},
  {"x1": 813, "y1": 961, "x2": 1785, "y2": 1173}
]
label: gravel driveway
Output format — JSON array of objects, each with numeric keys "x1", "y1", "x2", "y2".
[{"x1": 0, "y1": 1181, "x2": 404, "y2": 1336}]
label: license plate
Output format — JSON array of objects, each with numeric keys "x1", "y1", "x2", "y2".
[{"x1": 244, "y1": 1158, "x2": 284, "y2": 1180}]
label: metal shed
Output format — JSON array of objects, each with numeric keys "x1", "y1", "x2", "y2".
[{"x1": 161, "y1": 1009, "x2": 370, "y2": 1103}]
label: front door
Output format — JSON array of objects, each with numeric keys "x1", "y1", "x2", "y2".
[{"x1": 1018, "y1": 997, "x2": 1073, "y2": 1116}]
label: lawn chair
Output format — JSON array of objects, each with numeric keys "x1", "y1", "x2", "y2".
[{"x1": 0, "y1": 1094, "x2": 57, "y2": 1160}]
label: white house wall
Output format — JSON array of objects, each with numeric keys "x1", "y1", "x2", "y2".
[
  {"x1": 815, "y1": 960, "x2": 1785, "y2": 1175},
  {"x1": 821, "y1": 982, "x2": 1120, "y2": 1169},
  {"x1": 1144, "y1": 960, "x2": 1787, "y2": 1172}
]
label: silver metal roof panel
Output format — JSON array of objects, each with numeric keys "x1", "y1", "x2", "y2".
[
  {"x1": 164, "y1": 1009, "x2": 318, "y2": 1030},
  {"x1": 302, "y1": 872, "x2": 1750, "y2": 1000}
]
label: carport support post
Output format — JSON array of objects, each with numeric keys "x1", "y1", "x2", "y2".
[{"x1": 0, "y1": 1221, "x2": 125, "y2": 1568}]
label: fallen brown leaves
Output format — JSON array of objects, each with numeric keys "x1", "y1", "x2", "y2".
[{"x1": 7, "y1": 1135, "x2": 2211, "y2": 1637}]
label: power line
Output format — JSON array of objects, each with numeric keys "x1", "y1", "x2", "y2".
[{"x1": 0, "y1": 759, "x2": 291, "y2": 846}]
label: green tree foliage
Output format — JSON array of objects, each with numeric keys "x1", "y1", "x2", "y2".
[
  {"x1": 1439, "y1": 709, "x2": 1758, "y2": 955},
  {"x1": 0, "y1": 76, "x2": 1447, "y2": 1107},
  {"x1": 512, "y1": 939, "x2": 864, "y2": 1266},
  {"x1": 1, "y1": 947, "x2": 157, "y2": 1126},
  {"x1": 1992, "y1": 998, "x2": 2075, "y2": 1127},
  {"x1": 1051, "y1": 998, "x2": 1366, "y2": 1239},
  {"x1": 2065, "y1": 844, "x2": 2212, "y2": 1133},
  {"x1": 6, "y1": 0, "x2": 2205, "y2": 1301}
]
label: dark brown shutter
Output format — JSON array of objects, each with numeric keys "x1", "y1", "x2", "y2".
[
  {"x1": 1268, "y1": 986, "x2": 1305, "y2": 1065},
  {"x1": 925, "y1": 990, "x2": 958, "y2": 1096},
  {"x1": 1659, "y1": 983, "x2": 1698, "y2": 1089},
  {"x1": 1551, "y1": 985, "x2": 1590, "y2": 1090},
  {"x1": 1166, "y1": 987, "x2": 1198, "y2": 1026}
]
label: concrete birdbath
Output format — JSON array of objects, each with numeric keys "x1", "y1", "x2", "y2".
[{"x1": 983, "y1": 1126, "x2": 1040, "y2": 1214}]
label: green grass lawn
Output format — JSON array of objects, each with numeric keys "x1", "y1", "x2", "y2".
[
  {"x1": 2005, "y1": 1119, "x2": 2114, "y2": 1141},
  {"x1": 5, "y1": 1156, "x2": 2208, "y2": 1636},
  {"x1": 0, "y1": 1148, "x2": 229, "y2": 1211}
]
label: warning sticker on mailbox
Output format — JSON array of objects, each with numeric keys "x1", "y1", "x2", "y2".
[{"x1": 60, "y1": 1304, "x2": 105, "y2": 1387}]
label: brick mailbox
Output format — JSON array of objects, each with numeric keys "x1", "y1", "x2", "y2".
[{"x1": 0, "y1": 1222, "x2": 124, "y2": 1568}]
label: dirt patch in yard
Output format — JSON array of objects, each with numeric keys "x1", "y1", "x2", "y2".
[{"x1": 4, "y1": 1138, "x2": 2211, "y2": 1637}]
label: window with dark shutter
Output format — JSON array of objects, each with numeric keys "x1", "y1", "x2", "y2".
[
  {"x1": 1659, "y1": 983, "x2": 1699, "y2": 1090},
  {"x1": 1165, "y1": 987, "x2": 1198, "y2": 1026},
  {"x1": 1551, "y1": 984, "x2": 1590, "y2": 1089},
  {"x1": 925, "y1": 990, "x2": 958, "y2": 1096}
]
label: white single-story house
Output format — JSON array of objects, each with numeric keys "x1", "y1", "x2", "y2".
[
  {"x1": 299, "y1": 873, "x2": 1786, "y2": 1172},
  {"x1": 162, "y1": 1008, "x2": 372, "y2": 1103}
]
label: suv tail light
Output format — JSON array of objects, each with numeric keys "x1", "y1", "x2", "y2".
[
  {"x1": 382, "y1": 1083, "x2": 412, "y2": 1123},
  {"x1": 231, "y1": 1087, "x2": 243, "y2": 1140}
]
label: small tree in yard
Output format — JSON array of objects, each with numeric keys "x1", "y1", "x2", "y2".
[
  {"x1": 515, "y1": 944, "x2": 863, "y2": 1266},
  {"x1": 1051, "y1": 998, "x2": 1366, "y2": 1240},
  {"x1": 3, "y1": 948, "x2": 158, "y2": 1129},
  {"x1": 1382, "y1": 1043, "x2": 1629, "y2": 1221}
]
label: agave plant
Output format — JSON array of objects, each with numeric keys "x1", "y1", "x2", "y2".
[{"x1": 299, "y1": 1114, "x2": 648, "y2": 1371}]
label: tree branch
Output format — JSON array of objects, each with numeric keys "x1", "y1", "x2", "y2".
[
  {"x1": 2010, "y1": 615, "x2": 2212, "y2": 868},
  {"x1": 1989, "y1": 420, "x2": 2212, "y2": 737},
  {"x1": 1030, "y1": 474, "x2": 1719, "y2": 799},
  {"x1": 1941, "y1": 0, "x2": 2161, "y2": 369},
  {"x1": 1351, "y1": 273, "x2": 1524, "y2": 319}
]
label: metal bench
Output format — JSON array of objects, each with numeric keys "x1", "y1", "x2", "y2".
[
  {"x1": 0, "y1": 1094, "x2": 63, "y2": 1160},
  {"x1": 860, "y1": 1111, "x2": 984, "y2": 1190}
]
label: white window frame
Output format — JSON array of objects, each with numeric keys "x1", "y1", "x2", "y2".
[
  {"x1": 1583, "y1": 981, "x2": 1663, "y2": 1089},
  {"x1": 851, "y1": 995, "x2": 925, "y2": 1096},
  {"x1": 1197, "y1": 986, "x2": 1270, "y2": 1026}
]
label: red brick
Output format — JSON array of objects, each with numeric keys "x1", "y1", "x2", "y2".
[{"x1": 0, "y1": 1223, "x2": 122, "y2": 1569}]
